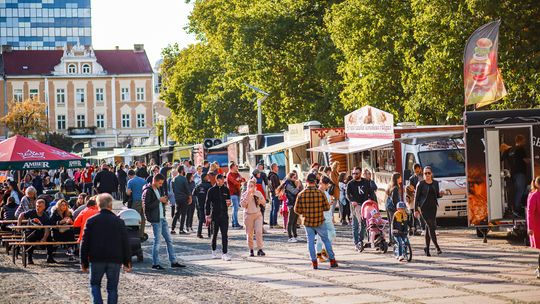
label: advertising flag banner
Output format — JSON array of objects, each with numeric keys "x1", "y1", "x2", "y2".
[{"x1": 464, "y1": 20, "x2": 507, "y2": 107}]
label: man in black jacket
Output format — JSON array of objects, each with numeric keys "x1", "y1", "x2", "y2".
[
  {"x1": 346, "y1": 167, "x2": 377, "y2": 251},
  {"x1": 93, "y1": 164, "x2": 119, "y2": 195},
  {"x1": 194, "y1": 173, "x2": 212, "y2": 238},
  {"x1": 80, "y1": 193, "x2": 131, "y2": 304},
  {"x1": 143, "y1": 174, "x2": 185, "y2": 270},
  {"x1": 268, "y1": 163, "x2": 282, "y2": 228},
  {"x1": 205, "y1": 174, "x2": 231, "y2": 261}
]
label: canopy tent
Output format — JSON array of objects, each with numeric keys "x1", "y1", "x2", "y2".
[
  {"x1": 0, "y1": 135, "x2": 86, "y2": 170},
  {"x1": 250, "y1": 140, "x2": 309, "y2": 156},
  {"x1": 307, "y1": 138, "x2": 393, "y2": 154},
  {"x1": 116, "y1": 147, "x2": 161, "y2": 157},
  {"x1": 209, "y1": 136, "x2": 246, "y2": 150}
]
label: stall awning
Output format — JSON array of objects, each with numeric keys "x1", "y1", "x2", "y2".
[
  {"x1": 308, "y1": 138, "x2": 393, "y2": 154},
  {"x1": 250, "y1": 140, "x2": 309, "y2": 156},
  {"x1": 209, "y1": 136, "x2": 246, "y2": 150},
  {"x1": 117, "y1": 147, "x2": 161, "y2": 157},
  {"x1": 397, "y1": 131, "x2": 463, "y2": 145}
]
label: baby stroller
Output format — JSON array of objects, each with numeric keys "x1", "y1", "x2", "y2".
[
  {"x1": 357, "y1": 200, "x2": 389, "y2": 253},
  {"x1": 117, "y1": 208, "x2": 144, "y2": 262}
]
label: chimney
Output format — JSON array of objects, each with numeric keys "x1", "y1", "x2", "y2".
[
  {"x1": 134, "y1": 44, "x2": 144, "y2": 52},
  {"x1": 1, "y1": 45, "x2": 13, "y2": 53}
]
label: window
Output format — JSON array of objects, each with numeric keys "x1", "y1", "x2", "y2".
[
  {"x1": 96, "y1": 114, "x2": 105, "y2": 128},
  {"x1": 29, "y1": 89, "x2": 39, "y2": 100},
  {"x1": 82, "y1": 64, "x2": 90, "y2": 74},
  {"x1": 68, "y1": 63, "x2": 76, "y2": 74},
  {"x1": 136, "y1": 87, "x2": 145, "y2": 101},
  {"x1": 76, "y1": 88, "x2": 85, "y2": 103},
  {"x1": 121, "y1": 87, "x2": 129, "y2": 101},
  {"x1": 136, "y1": 113, "x2": 146, "y2": 128},
  {"x1": 57, "y1": 115, "x2": 66, "y2": 130},
  {"x1": 56, "y1": 88, "x2": 65, "y2": 105},
  {"x1": 13, "y1": 89, "x2": 23, "y2": 102},
  {"x1": 76, "y1": 114, "x2": 85, "y2": 128},
  {"x1": 121, "y1": 114, "x2": 130, "y2": 128},
  {"x1": 95, "y1": 88, "x2": 104, "y2": 102},
  {"x1": 96, "y1": 141, "x2": 105, "y2": 148},
  {"x1": 418, "y1": 149, "x2": 465, "y2": 178}
]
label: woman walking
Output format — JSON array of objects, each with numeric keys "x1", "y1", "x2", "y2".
[
  {"x1": 386, "y1": 172, "x2": 402, "y2": 242},
  {"x1": 414, "y1": 166, "x2": 444, "y2": 256},
  {"x1": 185, "y1": 173, "x2": 196, "y2": 232},
  {"x1": 241, "y1": 179, "x2": 266, "y2": 257},
  {"x1": 527, "y1": 176, "x2": 540, "y2": 279}
]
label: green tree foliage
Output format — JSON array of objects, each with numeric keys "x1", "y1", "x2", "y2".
[
  {"x1": 163, "y1": 0, "x2": 540, "y2": 142},
  {"x1": 45, "y1": 132, "x2": 74, "y2": 152}
]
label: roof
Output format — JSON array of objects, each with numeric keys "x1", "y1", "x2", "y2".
[
  {"x1": 250, "y1": 140, "x2": 309, "y2": 155},
  {"x1": 307, "y1": 138, "x2": 393, "y2": 154},
  {"x1": 2, "y1": 49, "x2": 152, "y2": 76}
]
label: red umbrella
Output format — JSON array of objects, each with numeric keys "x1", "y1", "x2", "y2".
[{"x1": 0, "y1": 135, "x2": 86, "y2": 170}]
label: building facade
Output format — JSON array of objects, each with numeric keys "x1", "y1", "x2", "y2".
[
  {"x1": 0, "y1": 0, "x2": 91, "y2": 50},
  {"x1": 0, "y1": 44, "x2": 155, "y2": 151}
]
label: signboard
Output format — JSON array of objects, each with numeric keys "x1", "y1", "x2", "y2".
[
  {"x1": 344, "y1": 106, "x2": 394, "y2": 138},
  {"x1": 238, "y1": 125, "x2": 249, "y2": 134},
  {"x1": 287, "y1": 123, "x2": 305, "y2": 141}
]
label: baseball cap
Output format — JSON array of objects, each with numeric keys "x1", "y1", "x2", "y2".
[
  {"x1": 306, "y1": 173, "x2": 317, "y2": 183},
  {"x1": 397, "y1": 201, "x2": 406, "y2": 209},
  {"x1": 370, "y1": 209, "x2": 379, "y2": 217},
  {"x1": 216, "y1": 174, "x2": 225, "y2": 180}
]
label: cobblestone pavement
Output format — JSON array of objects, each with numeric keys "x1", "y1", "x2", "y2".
[{"x1": 1, "y1": 201, "x2": 539, "y2": 304}]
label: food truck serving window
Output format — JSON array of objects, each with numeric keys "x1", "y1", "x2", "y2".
[
  {"x1": 418, "y1": 149, "x2": 465, "y2": 178},
  {"x1": 373, "y1": 149, "x2": 395, "y2": 173}
]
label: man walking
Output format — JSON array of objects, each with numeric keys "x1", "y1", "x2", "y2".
[
  {"x1": 126, "y1": 170, "x2": 147, "y2": 238},
  {"x1": 171, "y1": 166, "x2": 192, "y2": 234},
  {"x1": 93, "y1": 164, "x2": 119, "y2": 195},
  {"x1": 406, "y1": 163, "x2": 423, "y2": 235},
  {"x1": 205, "y1": 174, "x2": 232, "y2": 261},
  {"x1": 226, "y1": 162, "x2": 245, "y2": 229},
  {"x1": 294, "y1": 173, "x2": 338, "y2": 269},
  {"x1": 194, "y1": 173, "x2": 212, "y2": 238},
  {"x1": 143, "y1": 174, "x2": 185, "y2": 270},
  {"x1": 347, "y1": 167, "x2": 377, "y2": 251},
  {"x1": 268, "y1": 163, "x2": 282, "y2": 229},
  {"x1": 80, "y1": 193, "x2": 131, "y2": 304}
]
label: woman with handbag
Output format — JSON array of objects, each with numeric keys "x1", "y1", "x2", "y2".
[{"x1": 241, "y1": 179, "x2": 266, "y2": 257}]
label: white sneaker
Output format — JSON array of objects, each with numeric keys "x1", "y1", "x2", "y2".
[
  {"x1": 421, "y1": 231, "x2": 426, "y2": 236},
  {"x1": 295, "y1": 236, "x2": 303, "y2": 242},
  {"x1": 211, "y1": 250, "x2": 219, "y2": 259},
  {"x1": 398, "y1": 256, "x2": 405, "y2": 262},
  {"x1": 222, "y1": 253, "x2": 231, "y2": 261},
  {"x1": 535, "y1": 268, "x2": 540, "y2": 279},
  {"x1": 288, "y1": 237, "x2": 298, "y2": 243}
]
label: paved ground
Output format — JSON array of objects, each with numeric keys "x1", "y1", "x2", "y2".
[{"x1": 1, "y1": 201, "x2": 539, "y2": 304}]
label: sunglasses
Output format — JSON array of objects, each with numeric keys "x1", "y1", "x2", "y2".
[
  {"x1": 353, "y1": 172, "x2": 361, "y2": 175},
  {"x1": 424, "y1": 172, "x2": 432, "y2": 175}
]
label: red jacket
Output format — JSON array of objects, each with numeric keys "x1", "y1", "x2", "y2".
[
  {"x1": 226, "y1": 172, "x2": 244, "y2": 196},
  {"x1": 73, "y1": 205, "x2": 99, "y2": 242}
]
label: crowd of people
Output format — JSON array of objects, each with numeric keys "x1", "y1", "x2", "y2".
[{"x1": 1, "y1": 157, "x2": 539, "y2": 303}]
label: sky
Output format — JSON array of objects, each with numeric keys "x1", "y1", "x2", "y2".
[{"x1": 91, "y1": 0, "x2": 197, "y2": 67}]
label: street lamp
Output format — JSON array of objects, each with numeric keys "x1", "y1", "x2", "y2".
[{"x1": 244, "y1": 83, "x2": 269, "y2": 135}]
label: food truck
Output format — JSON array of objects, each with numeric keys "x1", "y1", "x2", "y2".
[
  {"x1": 465, "y1": 108, "x2": 539, "y2": 240},
  {"x1": 309, "y1": 106, "x2": 466, "y2": 218}
]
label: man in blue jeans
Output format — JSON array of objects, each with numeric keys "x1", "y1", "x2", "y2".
[
  {"x1": 80, "y1": 193, "x2": 131, "y2": 304},
  {"x1": 142, "y1": 174, "x2": 186, "y2": 270},
  {"x1": 294, "y1": 173, "x2": 338, "y2": 269},
  {"x1": 268, "y1": 163, "x2": 282, "y2": 228},
  {"x1": 346, "y1": 167, "x2": 376, "y2": 251},
  {"x1": 226, "y1": 162, "x2": 244, "y2": 229}
]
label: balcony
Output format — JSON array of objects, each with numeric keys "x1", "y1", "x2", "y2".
[{"x1": 68, "y1": 127, "x2": 96, "y2": 136}]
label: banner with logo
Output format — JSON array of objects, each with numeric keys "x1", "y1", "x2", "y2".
[
  {"x1": 464, "y1": 20, "x2": 507, "y2": 107},
  {"x1": 344, "y1": 106, "x2": 394, "y2": 139}
]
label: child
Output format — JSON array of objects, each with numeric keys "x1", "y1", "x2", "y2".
[
  {"x1": 367, "y1": 209, "x2": 387, "y2": 247},
  {"x1": 280, "y1": 195, "x2": 289, "y2": 233},
  {"x1": 392, "y1": 201, "x2": 409, "y2": 261}
]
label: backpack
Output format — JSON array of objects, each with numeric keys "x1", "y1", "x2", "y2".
[
  {"x1": 385, "y1": 187, "x2": 397, "y2": 213},
  {"x1": 328, "y1": 181, "x2": 336, "y2": 197}
]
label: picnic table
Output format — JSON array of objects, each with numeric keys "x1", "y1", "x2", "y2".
[{"x1": 8, "y1": 224, "x2": 78, "y2": 267}]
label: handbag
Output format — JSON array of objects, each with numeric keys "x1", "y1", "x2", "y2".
[{"x1": 254, "y1": 195, "x2": 265, "y2": 212}]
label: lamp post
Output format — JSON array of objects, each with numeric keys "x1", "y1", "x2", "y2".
[{"x1": 244, "y1": 83, "x2": 269, "y2": 135}]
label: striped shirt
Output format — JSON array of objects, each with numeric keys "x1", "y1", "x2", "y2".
[{"x1": 294, "y1": 186, "x2": 330, "y2": 227}]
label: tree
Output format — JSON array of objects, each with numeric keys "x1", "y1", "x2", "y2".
[
  {"x1": 45, "y1": 132, "x2": 74, "y2": 152},
  {"x1": 0, "y1": 98, "x2": 48, "y2": 137}
]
